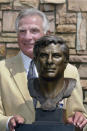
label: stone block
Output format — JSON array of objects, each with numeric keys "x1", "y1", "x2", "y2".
[
  {"x1": 57, "y1": 34, "x2": 75, "y2": 48},
  {"x1": 0, "y1": 37, "x2": 17, "y2": 43},
  {"x1": 81, "y1": 80, "x2": 87, "y2": 89},
  {"x1": 3, "y1": 11, "x2": 18, "y2": 32},
  {"x1": 40, "y1": 4, "x2": 55, "y2": 11},
  {"x1": 2, "y1": 33, "x2": 17, "y2": 37},
  {"x1": 0, "y1": 21, "x2": 2, "y2": 33},
  {"x1": 56, "y1": 25, "x2": 76, "y2": 33},
  {"x1": 77, "y1": 50, "x2": 87, "y2": 55},
  {"x1": 78, "y1": 64, "x2": 87, "y2": 78},
  {"x1": 40, "y1": 0, "x2": 65, "y2": 4},
  {"x1": 68, "y1": 0, "x2": 87, "y2": 12},
  {"x1": 0, "y1": 44, "x2": 6, "y2": 57},
  {"x1": 1, "y1": 4, "x2": 12, "y2": 10},
  {"x1": 0, "y1": 11, "x2": 2, "y2": 19},
  {"x1": 46, "y1": 12, "x2": 55, "y2": 32},
  {"x1": 56, "y1": 13, "x2": 77, "y2": 25},
  {"x1": 56, "y1": 4, "x2": 66, "y2": 14},
  {"x1": 20, "y1": 0, "x2": 39, "y2": 8},
  {"x1": 13, "y1": 0, "x2": 39, "y2": 9},
  {"x1": 7, "y1": 43, "x2": 19, "y2": 48},
  {"x1": 84, "y1": 98, "x2": 87, "y2": 104},
  {"x1": 69, "y1": 49, "x2": 76, "y2": 55},
  {"x1": 56, "y1": 4, "x2": 76, "y2": 24},
  {"x1": 76, "y1": 13, "x2": 87, "y2": 50},
  {"x1": 6, "y1": 49, "x2": 19, "y2": 58},
  {"x1": 70, "y1": 55, "x2": 87, "y2": 63},
  {"x1": 83, "y1": 89, "x2": 87, "y2": 105},
  {"x1": 13, "y1": 0, "x2": 23, "y2": 10},
  {"x1": 0, "y1": 0, "x2": 10, "y2": 3}
]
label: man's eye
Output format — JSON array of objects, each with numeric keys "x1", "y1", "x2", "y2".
[
  {"x1": 31, "y1": 29, "x2": 39, "y2": 34},
  {"x1": 19, "y1": 29, "x2": 26, "y2": 33}
]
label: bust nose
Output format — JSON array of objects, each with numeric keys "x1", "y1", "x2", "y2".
[{"x1": 47, "y1": 54, "x2": 53, "y2": 64}]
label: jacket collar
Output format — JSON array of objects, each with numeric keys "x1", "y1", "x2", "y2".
[{"x1": 5, "y1": 51, "x2": 33, "y2": 101}]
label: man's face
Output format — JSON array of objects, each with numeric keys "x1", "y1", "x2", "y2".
[
  {"x1": 18, "y1": 15, "x2": 45, "y2": 58},
  {"x1": 35, "y1": 43, "x2": 66, "y2": 79}
]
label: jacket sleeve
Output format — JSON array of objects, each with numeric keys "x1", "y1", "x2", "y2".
[
  {"x1": 65, "y1": 65, "x2": 87, "y2": 119},
  {"x1": 0, "y1": 60, "x2": 12, "y2": 131},
  {"x1": 0, "y1": 82, "x2": 12, "y2": 131}
]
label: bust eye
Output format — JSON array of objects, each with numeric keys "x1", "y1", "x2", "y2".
[
  {"x1": 40, "y1": 53, "x2": 48, "y2": 58},
  {"x1": 53, "y1": 53, "x2": 61, "y2": 58}
]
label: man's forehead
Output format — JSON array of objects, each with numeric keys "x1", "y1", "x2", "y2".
[
  {"x1": 18, "y1": 24, "x2": 40, "y2": 30},
  {"x1": 19, "y1": 15, "x2": 43, "y2": 24}
]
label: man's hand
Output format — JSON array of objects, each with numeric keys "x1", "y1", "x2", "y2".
[
  {"x1": 8, "y1": 115, "x2": 24, "y2": 131},
  {"x1": 67, "y1": 112, "x2": 87, "y2": 129}
]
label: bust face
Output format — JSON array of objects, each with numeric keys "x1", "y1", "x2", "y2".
[{"x1": 35, "y1": 43, "x2": 66, "y2": 79}]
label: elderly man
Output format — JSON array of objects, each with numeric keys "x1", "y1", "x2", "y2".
[{"x1": 0, "y1": 8, "x2": 87, "y2": 131}]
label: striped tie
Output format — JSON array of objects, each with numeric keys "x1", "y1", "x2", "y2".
[
  {"x1": 27, "y1": 60, "x2": 37, "y2": 79},
  {"x1": 27, "y1": 60, "x2": 37, "y2": 109}
]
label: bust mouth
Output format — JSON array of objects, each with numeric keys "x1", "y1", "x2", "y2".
[{"x1": 45, "y1": 68, "x2": 56, "y2": 72}]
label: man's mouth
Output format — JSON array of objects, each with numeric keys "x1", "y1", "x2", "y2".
[{"x1": 24, "y1": 43, "x2": 34, "y2": 46}]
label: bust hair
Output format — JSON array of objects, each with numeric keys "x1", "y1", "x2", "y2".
[{"x1": 33, "y1": 35, "x2": 69, "y2": 62}]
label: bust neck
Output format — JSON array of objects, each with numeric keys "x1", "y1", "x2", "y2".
[{"x1": 38, "y1": 75, "x2": 64, "y2": 99}]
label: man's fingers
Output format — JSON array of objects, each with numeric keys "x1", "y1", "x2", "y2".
[
  {"x1": 67, "y1": 117, "x2": 73, "y2": 124},
  {"x1": 14, "y1": 115, "x2": 24, "y2": 124},
  {"x1": 11, "y1": 118, "x2": 17, "y2": 126},
  {"x1": 9, "y1": 117, "x2": 16, "y2": 128},
  {"x1": 79, "y1": 118, "x2": 87, "y2": 129},
  {"x1": 73, "y1": 112, "x2": 80, "y2": 126},
  {"x1": 73, "y1": 112, "x2": 87, "y2": 129},
  {"x1": 8, "y1": 118, "x2": 16, "y2": 131},
  {"x1": 76, "y1": 116, "x2": 84, "y2": 126},
  {"x1": 8, "y1": 115, "x2": 24, "y2": 131}
]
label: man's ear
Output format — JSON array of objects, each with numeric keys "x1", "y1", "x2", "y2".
[{"x1": 46, "y1": 30, "x2": 51, "y2": 35}]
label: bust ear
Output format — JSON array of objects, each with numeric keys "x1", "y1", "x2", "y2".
[
  {"x1": 33, "y1": 57, "x2": 36, "y2": 64},
  {"x1": 64, "y1": 57, "x2": 68, "y2": 69},
  {"x1": 33, "y1": 56, "x2": 39, "y2": 67}
]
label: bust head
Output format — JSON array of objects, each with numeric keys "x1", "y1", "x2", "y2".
[{"x1": 33, "y1": 35, "x2": 69, "y2": 80}]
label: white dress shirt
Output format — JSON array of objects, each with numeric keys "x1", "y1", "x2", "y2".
[{"x1": 20, "y1": 51, "x2": 38, "y2": 77}]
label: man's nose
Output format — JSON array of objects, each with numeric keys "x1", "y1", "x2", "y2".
[{"x1": 25, "y1": 30, "x2": 32, "y2": 39}]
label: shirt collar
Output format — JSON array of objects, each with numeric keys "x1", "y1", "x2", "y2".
[
  {"x1": 20, "y1": 51, "x2": 38, "y2": 77},
  {"x1": 20, "y1": 51, "x2": 32, "y2": 73}
]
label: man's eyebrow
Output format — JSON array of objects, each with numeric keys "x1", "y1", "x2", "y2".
[{"x1": 18, "y1": 27, "x2": 27, "y2": 30}]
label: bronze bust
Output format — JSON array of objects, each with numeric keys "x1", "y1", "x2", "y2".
[{"x1": 28, "y1": 35, "x2": 76, "y2": 112}]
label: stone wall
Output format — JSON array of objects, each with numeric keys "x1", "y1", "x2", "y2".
[{"x1": 0, "y1": 0, "x2": 87, "y2": 110}]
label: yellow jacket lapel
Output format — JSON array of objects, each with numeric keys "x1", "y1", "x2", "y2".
[{"x1": 6, "y1": 51, "x2": 32, "y2": 101}]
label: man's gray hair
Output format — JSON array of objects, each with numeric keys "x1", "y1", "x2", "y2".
[{"x1": 15, "y1": 8, "x2": 50, "y2": 33}]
